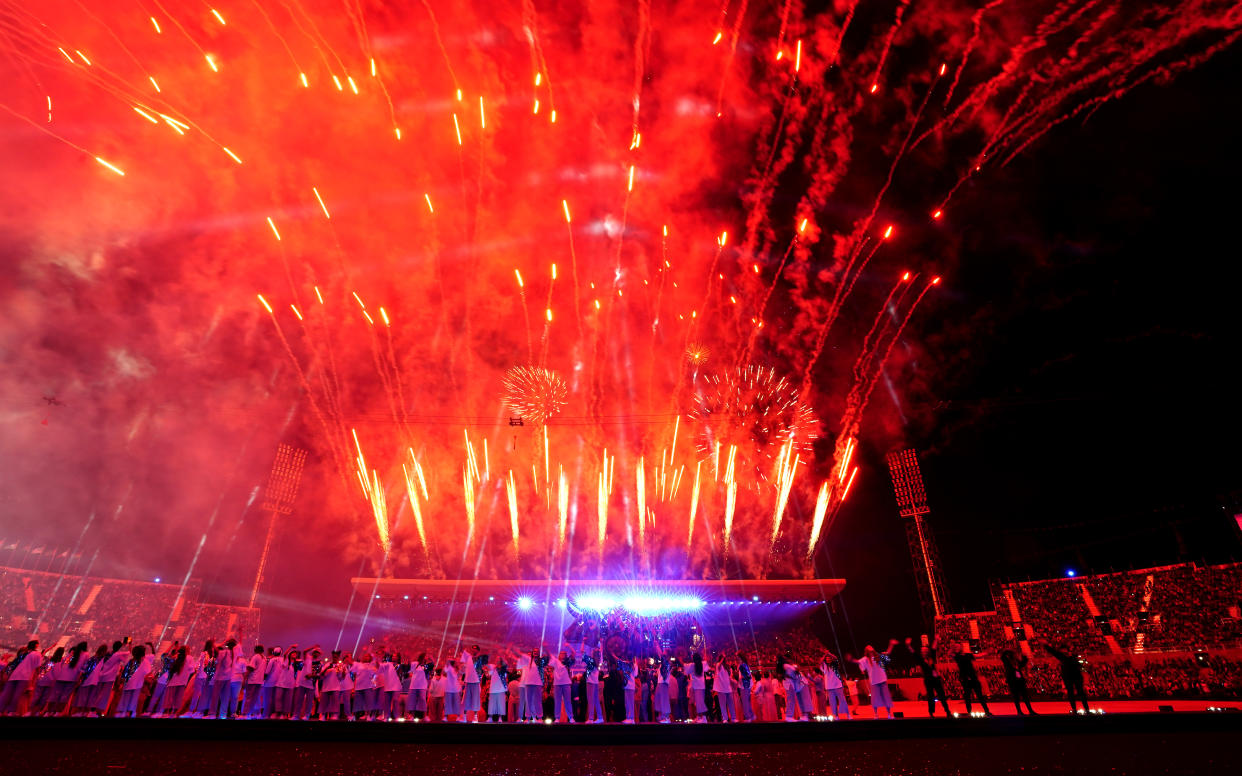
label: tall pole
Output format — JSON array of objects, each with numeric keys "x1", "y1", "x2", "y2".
[{"x1": 249, "y1": 444, "x2": 307, "y2": 608}]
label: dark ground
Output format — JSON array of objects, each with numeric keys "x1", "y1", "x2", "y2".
[{"x1": 2, "y1": 713, "x2": 1240, "y2": 775}]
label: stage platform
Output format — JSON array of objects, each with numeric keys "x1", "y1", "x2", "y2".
[{"x1": 2, "y1": 704, "x2": 1241, "y2": 776}]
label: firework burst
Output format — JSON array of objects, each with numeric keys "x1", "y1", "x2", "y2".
[
  {"x1": 685, "y1": 343, "x2": 711, "y2": 367},
  {"x1": 689, "y1": 365, "x2": 819, "y2": 478},
  {"x1": 502, "y1": 366, "x2": 568, "y2": 426}
]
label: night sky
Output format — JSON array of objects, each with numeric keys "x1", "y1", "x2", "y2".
[{"x1": 823, "y1": 42, "x2": 1242, "y2": 649}]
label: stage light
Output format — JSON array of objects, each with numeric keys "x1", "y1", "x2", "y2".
[
  {"x1": 752, "y1": 595, "x2": 759, "y2": 601},
  {"x1": 556, "y1": 597, "x2": 568, "y2": 608},
  {"x1": 489, "y1": 596, "x2": 495, "y2": 601},
  {"x1": 574, "y1": 593, "x2": 618, "y2": 611},
  {"x1": 403, "y1": 595, "x2": 409, "y2": 600},
  {"x1": 622, "y1": 594, "x2": 704, "y2": 615},
  {"x1": 1067, "y1": 569, "x2": 1076, "y2": 577},
  {"x1": 517, "y1": 596, "x2": 534, "y2": 611},
  {"x1": 154, "y1": 577, "x2": 160, "y2": 583}
]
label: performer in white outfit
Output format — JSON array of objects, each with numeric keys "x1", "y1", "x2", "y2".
[
  {"x1": 0, "y1": 640, "x2": 42, "y2": 714},
  {"x1": 116, "y1": 646, "x2": 154, "y2": 717},
  {"x1": 459, "y1": 646, "x2": 482, "y2": 722},
  {"x1": 855, "y1": 641, "x2": 898, "y2": 719}
]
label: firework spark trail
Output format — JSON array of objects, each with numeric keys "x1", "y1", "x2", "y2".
[
  {"x1": 796, "y1": 233, "x2": 887, "y2": 401},
  {"x1": 769, "y1": 440, "x2": 799, "y2": 549},
  {"x1": 944, "y1": 0, "x2": 1010, "y2": 108},
  {"x1": 845, "y1": 269, "x2": 918, "y2": 397},
  {"x1": 687, "y1": 460, "x2": 702, "y2": 549},
  {"x1": 713, "y1": 0, "x2": 750, "y2": 115},
  {"x1": 806, "y1": 479, "x2": 833, "y2": 561},
  {"x1": 869, "y1": 0, "x2": 911, "y2": 93},
  {"x1": 506, "y1": 469, "x2": 520, "y2": 557},
  {"x1": 403, "y1": 461, "x2": 429, "y2": 550},
  {"x1": 853, "y1": 272, "x2": 912, "y2": 384},
  {"x1": 3, "y1": 0, "x2": 1238, "y2": 585},
  {"x1": 514, "y1": 270, "x2": 534, "y2": 363}
]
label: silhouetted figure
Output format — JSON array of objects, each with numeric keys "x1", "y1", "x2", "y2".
[
  {"x1": 1043, "y1": 643, "x2": 1090, "y2": 713},
  {"x1": 953, "y1": 645, "x2": 992, "y2": 716},
  {"x1": 1001, "y1": 650, "x2": 1037, "y2": 715},
  {"x1": 909, "y1": 637, "x2": 952, "y2": 717}
]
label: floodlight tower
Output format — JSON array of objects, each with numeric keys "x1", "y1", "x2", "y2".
[
  {"x1": 885, "y1": 449, "x2": 950, "y2": 625},
  {"x1": 249, "y1": 444, "x2": 308, "y2": 607}
]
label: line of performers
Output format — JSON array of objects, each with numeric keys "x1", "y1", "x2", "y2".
[{"x1": 1, "y1": 636, "x2": 878, "y2": 723}]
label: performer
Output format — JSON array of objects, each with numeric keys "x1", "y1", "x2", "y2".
[
  {"x1": 224, "y1": 638, "x2": 246, "y2": 719},
  {"x1": 517, "y1": 647, "x2": 545, "y2": 722},
  {"x1": 622, "y1": 656, "x2": 637, "y2": 724},
  {"x1": 819, "y1": 651, "x2": 851, "y2": 719},
  {"x1": 427, "y1": 668, "x2": 445, "y2": 722},
  {"x1": 377, "y1": 652, "x2": 400, "y2": 721},
  {"x1": 336, "y1": 653, "x2": 354, "y2": 720},
  {"x1": 54, "y1": 642, "x2": 89, "y2": 716},
  {"x1": 667, "y1": 659, "x2": 682, "y2": 722},
  {"x1": 293, "y1": 648, "x2": 320, "y2": 720},
  {"x1": 953, "y1": 644, "x2": 993, "y2": 716},
  {"x1": 209, "y1": 639, "x2": 235, "y2": 719},
  {"x1": 406, "y1": 653, "x2": 431, "y2": 720},
  {"x1": 1001, "y1": 649, "x2": 1038, "y2": 715},
  {"x1": 0, "y1": 640, "x2": 41, "y2": 715},
  {"x1": 551, "y1": 646, "x2": 575, "y2": 723},
  {"x1": 244, "y1": 645, "x2": 267, "y2": 718},
  {"x1": 909, "y1": 638, "x2": 952, "y2": 717},
  {"x1": 485, "y1": 659, "x2": 508, "y2": 722},
  {"x1": 93, "y1": 640, "x2": 130, "y2": 717},
  {"x1": 675, "y1": 662, "x2": 690, "y2": 721},
  {"x1": 164, "y1": 646, "x2": 195, "y2": 716},
  {"x1": 1042, "y1": 642, "x2": 1090, "y2": 713},
  {"x1": 798, "y1": 667, "x2": 815, "y2": 719},
  {"x1": 653, "y1": 648, "x2": 672, "y2": 723},
  {"x1": 459, "y1": 645, "x2": 482, "y2": 723},
  {"x1": 855, "y1": 641, "x2": 898, "y2": 719},
  {"x1": 73, "y1": 645, "x2": 108, "y2": 716},
  {"x1": 781, "y1": 652, "x2": 811, "y2": 721},
  {"x1": 352, "y1": 653, "x2": 377, "y2": 720},
  {"x1": 583, "y1": 647, "x2": 604, "y2": 723},
  {"x1": 736, "y1": 652, "x2": 755, "y2": 722},
  {"x1": 261, "y1": 647, "x2": 283, "y2": 718},
  {"x1": 442, "y1": 655, "x2": 461, "y2": 722},
  {"x1": 714, "y1": 653, "x2": 736, "y2": 722},
  {"x1": 144, "y1": 645, "x2": 173, "y2": 717},
  {"x1": 689, "y1": 652, "x2": 707, "y2": 722},
  {"x1": 116, "y1": 646, "x2": 153, "y2": 717},
  {"x1": 275, "y1": 647, "x2": 298, "y2": 718},
  {"x1": 319, "y1": 651, "x2": 341, "y2": 720},
  {"x1": 30, "y1": 647, "x2": 62, "y2": 715}
]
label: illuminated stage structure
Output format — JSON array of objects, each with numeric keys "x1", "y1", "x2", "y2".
[{"x1": 347, "y1": 577, "x2": 846, "y2": 658}]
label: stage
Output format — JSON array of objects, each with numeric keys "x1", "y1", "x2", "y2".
[{"x1": 2, "y1": 705, "x2": 1240, "y2": 775}]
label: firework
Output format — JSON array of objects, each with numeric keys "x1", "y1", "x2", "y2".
[
  {"x1": 684, "y1": 343, "x2": 711, "y2": 367},
  {"x1": 502, "y1": 366, "x2": 568, "y2": 426},
  {"x1": 4, "y1": 0, "x2": 1232, "y2": 587},
  {"x1": 689, "y1": 365, "x2": 819, "y2": 478}
]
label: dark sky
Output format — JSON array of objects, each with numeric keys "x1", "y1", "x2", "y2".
[{"x1": 819, "y1": 43, "x2": 1242, "y2": 650}]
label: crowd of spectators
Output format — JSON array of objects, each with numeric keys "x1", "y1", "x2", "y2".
[
  {"x1": 0, "y1": 565, "x2": 254, "y2": 651},
  {"x1": 934, "y1": 562, "x2": 1242, "y2": 658}
]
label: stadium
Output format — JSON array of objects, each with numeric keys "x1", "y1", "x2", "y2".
[{"x1": 3, "y1": 0, "x2": 1242, "y2": 774}]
